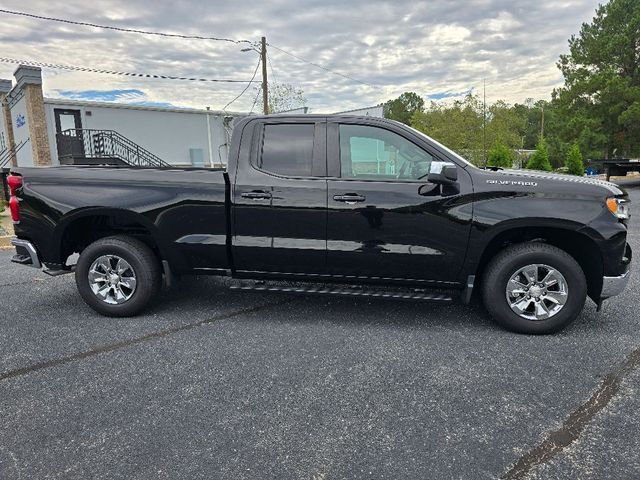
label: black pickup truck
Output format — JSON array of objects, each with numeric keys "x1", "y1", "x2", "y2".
[{"x1": 6, "y1": 115, "x2": 632, "y2": 333}]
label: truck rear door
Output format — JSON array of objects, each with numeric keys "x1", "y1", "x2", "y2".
[{"x1": 232, "y1": 118, "x2": 327, "y2": 275}]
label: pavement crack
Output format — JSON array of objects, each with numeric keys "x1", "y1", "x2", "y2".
[
  {"x1": 502, "y1": 346, "x2": 640, "y2": 480},
  {"x1": 0, "y1": 298, "x2": 295, "y2": 382}
]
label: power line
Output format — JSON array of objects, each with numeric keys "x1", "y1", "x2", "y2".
[
  {"x1": 267, "y1": 51, "x2": 278, "y2": 87},
  {"x1": 249, "y1": 88, "x2": 262, "y2": 114},
  {"x1": 0, "y1": 8, "x2": 378, "y2": 90},
  {"x1": 223, "y1": 56, "x2": 262, "y2": 112},
  {"x1": 267, "y1": 43, "x2": 379, "y2": 89},
  {"x1": 0, "y1": 57, "x2": 260, "y2": 83},
  {"x1": 0, "y1": 8, "x2": 251, "y2": 44}
]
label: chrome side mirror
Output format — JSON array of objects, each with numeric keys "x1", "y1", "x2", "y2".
[{"x1": 427, "y1": 161, "x2": 457, "y2": 185}]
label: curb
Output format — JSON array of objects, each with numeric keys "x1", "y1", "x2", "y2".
[{"x1": 0, "y1": 235, "x2": 12, "y2": 249}]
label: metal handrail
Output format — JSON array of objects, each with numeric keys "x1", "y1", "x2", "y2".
[
  {"x1": 57, "y1": 129, "x2": 170, "y2": 168},
  {"x1": 0, "y1": 138, "x2": 30, "y2": 168}
]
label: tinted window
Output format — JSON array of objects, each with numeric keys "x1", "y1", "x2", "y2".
[
  {"x1": 259, "y1": 124, "x2": 314, "y2": 176},
  {"x1": 339, "y1": 124, "x2": 433, "y2": 180}
]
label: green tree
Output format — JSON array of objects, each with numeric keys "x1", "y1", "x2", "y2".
[
  {"x1": 411, "y1": 94, "x2": 484, "y2": 164},
  {"x1": 411, "y1": 94, "x2": 527, "y2": 166},
  {"x1": 487, "y1": 143, "x2": 515, "y2": 168},
  {"x1": 565, "y1": 143, "x2": 585, "y2": 175},
  {"x1": 485, "y1": 100, "x2": 526, "y2": 151},
  {"x1": 554, "y1": 0, "x2": 640, "y2": 158},
  {"x1": 384, "y1": 92, "x2": 425, "y2": 124},
  {"x1": 526, "y1": 138, "x2": 553, "y2": 171}
]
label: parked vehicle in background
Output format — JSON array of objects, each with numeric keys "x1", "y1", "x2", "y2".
[
  {"x1": 587, "y1": 158, "x2": 640, "y2": 182},
  {"x1": 6, "y1": 115, "x2": 632, "y2": 334}
]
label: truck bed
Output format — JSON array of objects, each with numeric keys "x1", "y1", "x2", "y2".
[{"x1": 12, "y1": 165, "x2": 230, "y2": 273}]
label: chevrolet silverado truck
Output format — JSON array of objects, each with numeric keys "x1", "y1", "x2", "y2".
[{"x1": 6, "y1": 115, "x2": 632, "y2": 334}]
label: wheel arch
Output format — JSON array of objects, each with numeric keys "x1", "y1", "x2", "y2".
[
  {"x1": 54, "y1": 208, "x2": 169, "y2": 268},
  {"x1": 474, "y1": 225, "x2": 603, "y2": 301}
]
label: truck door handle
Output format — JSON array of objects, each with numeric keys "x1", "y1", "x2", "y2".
[
  {"x1": 241, "y1": 191, "x2": 272, "y2": 200},
  {"x1": 333, "y1": 194, "x2": 366, "y2": 203}
]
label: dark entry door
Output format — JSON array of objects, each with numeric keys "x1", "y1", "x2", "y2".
[
  {"x1": 54, "y1": 109, "x2": 84, "y2": 161},
  {"x1": 326, "y1": 121, "x2": 472, "y2": 284}
]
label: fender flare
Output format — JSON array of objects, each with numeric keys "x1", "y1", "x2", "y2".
[{"x1": 53, "y1": 207, "x2": 173, "y2": 263}]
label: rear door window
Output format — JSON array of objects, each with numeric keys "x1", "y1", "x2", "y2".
[{"x1": 259, "y1": 124, "x2": 315, "y2": 177}]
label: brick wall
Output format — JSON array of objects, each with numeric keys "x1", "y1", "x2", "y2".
[{"x1": 24, "y1": 84, "x2": 51, "y2": 166}]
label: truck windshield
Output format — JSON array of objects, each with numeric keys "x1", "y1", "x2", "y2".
[{"x1": 405, "y1": 125, "x2": 475, "y2": 169}]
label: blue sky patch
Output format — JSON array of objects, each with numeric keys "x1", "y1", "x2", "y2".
[
  {"x1": 426, "y1": 88, "x2": 474, "y2": 101},
  {"x1": 56, "y1": 89, "x2": 146, "y2": 102},
  {"x1": 52, "y1": 89, "x2": 177, "y2": 108}
]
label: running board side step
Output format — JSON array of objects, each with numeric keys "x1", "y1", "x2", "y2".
[{"x1": 230, "y1": 281, "x2": 456, "y2": 302}]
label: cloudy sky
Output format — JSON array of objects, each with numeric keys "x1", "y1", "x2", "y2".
[{"x1": 0, "y1": 0, "x2": 601, "y2": 112}]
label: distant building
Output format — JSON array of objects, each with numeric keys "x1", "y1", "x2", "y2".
[
  {"x1": 333, "y1": 105, "x2": 384, "y2": 118},
  {"x1": 0, "y1": 66, "x2": 245, "y2": 168}
]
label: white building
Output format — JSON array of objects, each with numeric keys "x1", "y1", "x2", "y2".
[
  {"x1": 334, "y1": 105, "x2": 384, "y2": 117},
  {"x1": 0, "y1": 65, "x2": 245, "y2": 169}
]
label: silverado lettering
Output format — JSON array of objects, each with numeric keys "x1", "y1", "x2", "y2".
[{"x1": 486, "y1": 179, "x2": 538, "y2": 186}]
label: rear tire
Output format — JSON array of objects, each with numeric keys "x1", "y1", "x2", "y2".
[
  {"x1": 482, "y1": 242, "x2": 587, "y2": 334},
  {"x1": 75, "y1": 235, "x2": 161, "y2": 317}
]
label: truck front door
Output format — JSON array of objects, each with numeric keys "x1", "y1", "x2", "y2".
[
  {"x1": 232, "y1": 119, "x2": 327, "y2": 276},
  {"x1": 326, "y1": 121, "x2": 472, "y2": 284}
]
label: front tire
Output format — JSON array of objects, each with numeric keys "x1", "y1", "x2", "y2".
[
  {"x1": 482, "y1": 242, "x2": 587, "y2": 334},
  {"x1": 75, "y1": 236, "x2": 161, "y2": 317}
]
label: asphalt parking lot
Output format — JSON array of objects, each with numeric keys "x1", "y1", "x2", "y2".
[{"x1": 1, "y1": 183, "x2": 639, "y2": 480}]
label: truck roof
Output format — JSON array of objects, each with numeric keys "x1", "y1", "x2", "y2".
[{"x1": 245, "y1": 113, "x2": 393, "y2": 122}]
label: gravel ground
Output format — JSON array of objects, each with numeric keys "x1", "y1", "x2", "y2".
[{"x1": 0, "y1": 184, "x2": 638, "y2": 480}]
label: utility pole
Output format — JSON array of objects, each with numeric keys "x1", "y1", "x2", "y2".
[
  {"x1": 261, "y1": 36, "x2": 269, "y2": 114},
  {"x1": 540, "y1": 105, "x2": 545, "y2": 139}
]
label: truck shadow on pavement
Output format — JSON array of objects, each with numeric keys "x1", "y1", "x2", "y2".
[{"x1": 3, "y1": 267, "x2": 604, "y2": 335}]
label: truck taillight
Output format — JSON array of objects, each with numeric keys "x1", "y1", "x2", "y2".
[{"x1": 7, "y1": 174, "x2": 22, "y2": 223}]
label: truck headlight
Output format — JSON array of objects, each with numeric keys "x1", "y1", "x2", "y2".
[{"x1": 606, "y1": 197, "x2": 630, "y2": 220}]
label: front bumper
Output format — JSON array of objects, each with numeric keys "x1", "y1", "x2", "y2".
[
  {"x1": 10, "y1": 237, "x2": 42, "y2": 269},
  {"x1": 601, "y1": 243, "x2": 632, "y2": 299},
  {"x1": 601, "y1": 269, "x2": 631, "y2": 298}
]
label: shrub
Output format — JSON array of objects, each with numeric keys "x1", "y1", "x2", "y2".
[
  {"x1": 526, "y1": 138, "x2": 553, "y2": 171},
  {"x1": 564, "y1": 143, "x2": 585, "y2": 176},
  {"x1": 487, "y1": 143, "x2": 515, "y2": 168}
]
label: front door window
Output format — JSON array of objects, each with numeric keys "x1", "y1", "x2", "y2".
[{"x1": 339, "y1": 124, "x2": 433, "y2": 181}]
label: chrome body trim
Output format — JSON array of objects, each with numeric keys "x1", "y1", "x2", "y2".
[
  {"x1": 601, "y1": 268, "x2": 632, "y2": 299},
  {"x1": 10, "y1": 237, "x2": 42, "y2": 269}
]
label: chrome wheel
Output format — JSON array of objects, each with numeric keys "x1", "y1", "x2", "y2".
[
  {"x1": 88, "y1": 255, "x2": 137, "y2": 305},
  {"x1": 505, "y1": 264, "x2": 568, "y2": 321}
]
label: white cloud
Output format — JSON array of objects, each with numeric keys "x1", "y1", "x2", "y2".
[
  {"x1": 427, "y1": 25, "x2": 472, "y2": 44},
  {"x1": 478, "y1": 11, "x2": 522, "y2": 33},
  {"x1": 0, "y1": 0, "x2": 602, "y2": 112}
]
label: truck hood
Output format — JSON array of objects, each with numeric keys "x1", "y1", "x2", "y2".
[{"x1": 488, "y1": 169, "x2": 625, "y2": 196}]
